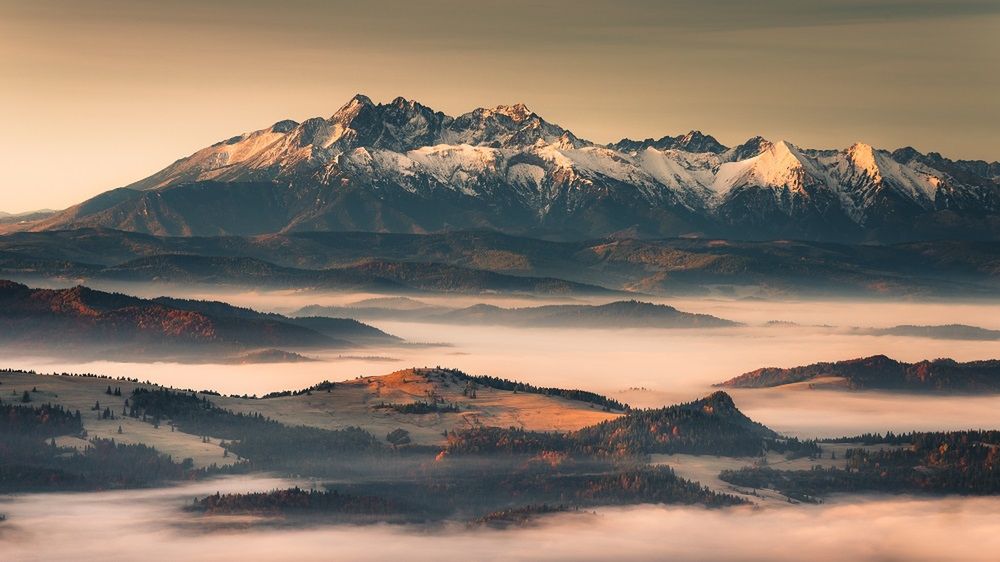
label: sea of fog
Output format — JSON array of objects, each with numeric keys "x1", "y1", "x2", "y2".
[
  {"x1": 4, "y1": 292, "x2": 1000, "y2": 560},
  {"x1": 2, "y1": 475, "x2": 1000, "y2": 562},
  {"x1": 7, "y1": 291, "x2": 1000, "y2": 439}
]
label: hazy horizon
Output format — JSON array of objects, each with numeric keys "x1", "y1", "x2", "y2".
[
  {"x1": 7, "y1": 290, "x2": 1000, "y2": 438},
  {"x1": 2, "y1": 0, "x2": 998, "y2": 213}
]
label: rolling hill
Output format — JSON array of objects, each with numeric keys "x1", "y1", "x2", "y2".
[
  {"x1": 297, "y1": 299, "x2": 737, "y2": 328},
  {"x1": 1, "y1": 228, "x2": 998, "y2": 297},
  {"x1": 0, "y1": 280, "x2": 398, "y2": 360},
  {"x1": 716, "y1": 355, "x2": 1000, "y2": 392}
]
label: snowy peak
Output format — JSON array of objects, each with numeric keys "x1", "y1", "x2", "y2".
[
  {"x1": 84, "y1": 93, "x2": 998, "y2": 243},
  {"x1": 327, "y1": 95, "x2": 450, "y2": 152},
  {"x1": 713, "y1": 140, "x2": 823, "y2": 195},
  {"x1": 845, "y1": 142, "x2": 882, "y2": 181},
  {"x1": 443, "y1": 102, "x2": 576, "y2": 148}
]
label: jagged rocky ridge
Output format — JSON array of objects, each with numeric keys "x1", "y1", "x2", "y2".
[{"x1": 22, "y1": 94, "x2": 1000, "y2": 242}]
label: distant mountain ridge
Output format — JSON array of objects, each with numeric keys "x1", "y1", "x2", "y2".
[
  {"x1": 2, "y1": 228, "x2": 999, "y2": 298},
  {"x1": 0, "y1": 280, "x2": 398, "y2": 360},
  {"x1": 12, "y1": 94, "x2": 999, "y2": 242},
  {"x1": 717, "y1": 355, "x2": 1000, "y2": 392},
  {"x1": 0, "y1": 251, "x2": 615, "y2": 296},
  {"x1": 297, "y1": 299, "x2": 737, "y2": 329}
]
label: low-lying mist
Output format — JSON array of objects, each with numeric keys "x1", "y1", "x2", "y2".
[
  {"x1": 2, "y1": 476, "x2": 999, "y2": 562},
  {"x1": 7, "y1": 290, "x2": 1000, "y2": 438}
]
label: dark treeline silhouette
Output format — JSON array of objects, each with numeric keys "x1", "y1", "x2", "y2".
[
  {"x1": 260, "y1": 380, "x2": 336, "y2": 399},
  {"x1": 374, "y1": 401, "x2": 460, "y2": 414},
  {"x1": 471, "y1": 504, "x2": 572, "y2": 528},
  {"x1": 1, "y1": 368, "x2": 141, "y2": 383},
  {"x1": 819, "y1": 431, "x2": 913, "y2": 445},
  {"x1": 190, "y1": 487, "x2": 393, "y2": 517},
  {"x1": 0, "y1": 402, "x2": 82, "y2": 437}
]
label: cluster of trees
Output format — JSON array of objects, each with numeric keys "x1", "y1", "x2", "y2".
[
  {"x1": 721, "y1": 430, "x2": 1000, "y2": 497},
  {"x1": 444, "y1": 426, "x2": 571, "y2": 455},
  {"x1": 545, "y1": 466, "x2": 747, "y2": 508},
  {"x1": 0, "y1": 402, "x2": 82, "y2": 438},
  {"x1": 374, "y1": 401, "x2": 460, "y2": 414},
  {"x1": 189, "y1": 487, "x2": 392, "y2": 516},
  {"x1": 822, "y1": 431, "x2": 929, "y2": 445},
  {"x1": 471, "y1": 504, "x2": 570, "y2": 528},
  {"x1": 128, "y1": 387, "x2": 381, "y2": 470},
  {"x1": 0, "y1": 402, "x2": 213, "y2": 492},
  {"x1": 260, "y1": 380, "x2": 336, "y2": 399}
]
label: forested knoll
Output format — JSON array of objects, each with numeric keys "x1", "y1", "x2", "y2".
[
  {"x1": 718, "y1": 355, "x2": 1000, "y2": 392},
  {"x1": 721, "y1": 430, "x2": 1000, "y2": 499}
]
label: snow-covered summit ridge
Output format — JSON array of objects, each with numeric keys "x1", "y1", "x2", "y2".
[{"x1": 109, "y1": 93, "x2": 998, "y2": 236}]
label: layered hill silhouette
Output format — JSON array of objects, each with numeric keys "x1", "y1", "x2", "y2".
[
  {"x1": 444, "y1": 389, "x2": 810, "y2": 458},
  {"x1": 297, "y1": 299, "x2": 737, "y2": 328},
  {"x1": 859, "y1": 324, "x2": 1000, "y2": 341},
  {"x1": 717, "y1": 355, "x2": 1000, "y2": 392},
  {"x1": 8, "y1": 94, "x2": 999, "y2": 243},
  {"x1": 0, "y1": 280, "x2": 398, "y2": 360},
  {"x1": 0, "y1": 250, "x2": 614, "y2": 296},
  {"x1": 2, "y1": 229, "x2": 999, "y2": 297}
]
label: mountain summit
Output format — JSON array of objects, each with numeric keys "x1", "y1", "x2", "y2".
[{"x1": 19, "y1": 94, "x2": 1000, "y2": 242}]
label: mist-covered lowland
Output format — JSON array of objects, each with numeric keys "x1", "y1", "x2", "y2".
[{"x1": 3, "y1": 271, "x2": 1000, "y2": 561}]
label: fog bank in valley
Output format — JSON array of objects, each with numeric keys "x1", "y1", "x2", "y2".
[
  {"x1": 8, "y1": 292, "x2": 1000, "y2": 439},
  {"x1": 2, "y1": 476, "x2": 999, "y2": 562}
]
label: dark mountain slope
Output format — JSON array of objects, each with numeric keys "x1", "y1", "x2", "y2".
[{"x1": 1, "y1": 229, "x2": 999, "y2": 297}]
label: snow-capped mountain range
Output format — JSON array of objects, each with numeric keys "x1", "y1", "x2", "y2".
[{"x1": 23, "y1": 94, "x2": 1000, "y2": 241}]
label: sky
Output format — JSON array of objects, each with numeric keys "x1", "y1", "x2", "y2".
[{"x1": 1, "y1": 0, "x2": 998, "y2": 213}]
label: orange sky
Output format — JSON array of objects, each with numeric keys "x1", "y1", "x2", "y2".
[{"x1": 1, "y1": 0, "x2": 998, "y2": 213}]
